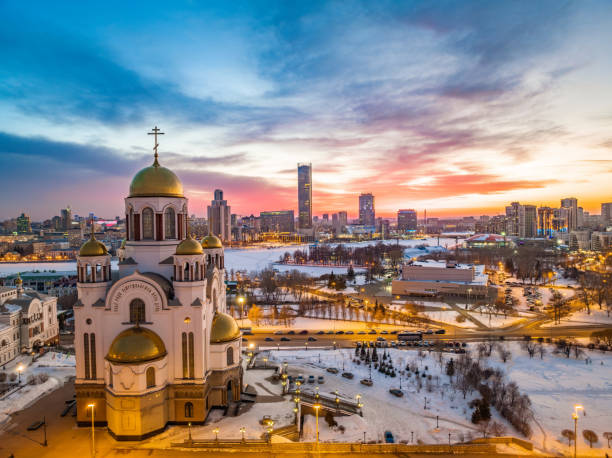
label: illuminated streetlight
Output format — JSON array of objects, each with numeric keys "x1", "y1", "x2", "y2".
[
  {"x1": 213, "y1": 427, "x2": 219, "y2": 442},
  {"x1": 16, "y1": 364, "x2": 24, "y2": 384},
  {"x1": 314, "y1": 404, "x2": 321, "y2": 443},
  {"x1": 240, "y1": 426, "x2": 246, "y2": 442},
  {"x1": 238, "y1": 296, "x2": 245, "y2": 323},
  {"x1": 572, "y1": 405, "x2": 583, "y2": 458},
  {"x1": 87, "y1": 403, "x2": 95, "y2": 457}
]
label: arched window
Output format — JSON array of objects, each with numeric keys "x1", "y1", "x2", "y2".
[
  {"x1": 188, "y1": 332, "x2": 195, "y2": 379},
  {"x1": 90, "y1": 333, "x2": 97, "y2": 379},
  {"x1": 184, "y1": 402, "x2": 193, "y2": 418},
  {"x1": 109, "y1": 370, "x2": 113, "y2": 388},
  {"x1": 83, "y1": 333, "x2": 90, "y2": 379},
  {"x1": 142, "y1": 208, "x2": 154, "y2": 239},
  {"x1": 146, "y1": 367, "x2": 155, "y2": 388},
  {"x1": 129, "y1": 299, "x2": 146, "y2": 324},
  {"x1": 226, "y1": 346, "x2": 234, "y2": 366},
  {"x1": 181, "y1": 332, "x2": 188, "y2": 379},
  {"x1": 164, "y1": 207, "x2": 176, "y2": 239},
  {"x1": 183, "y1": 263, "x2": 189, "y2": 281}
]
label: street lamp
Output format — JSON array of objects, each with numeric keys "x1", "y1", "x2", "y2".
[
  {"x1": 188, "y1": 421, "x2": 192, "y2": 443},
  {"x1": 213, "y1": 427, "x2": 219, "y2": 442},
  {"x1": 572, "y1": 405, "x2": 583, "y2": 458},
  {"x1": 238, "y1": 296, "x2": 245, "y2": 323},
  {"x1": 16, "y1": 364, "x2": 24, "y2": 384},
  {"x1": 87, "y1": 403, "x2": 95, "y2": 458},
  {"x1": 240, "y1": 426, "x2": 246, "y2": 442},
  {"x1": 313, "y1": 404, "x2": 321, "y2": 443}
]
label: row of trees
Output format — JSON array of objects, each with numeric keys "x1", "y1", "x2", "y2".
[{"x1": 280, "y1": 242, "x2": 405, "y2": 268}]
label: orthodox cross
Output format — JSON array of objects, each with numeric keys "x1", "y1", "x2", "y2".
[{"x1": 148, "y1": 126, "x2": 165, "y2": 165}]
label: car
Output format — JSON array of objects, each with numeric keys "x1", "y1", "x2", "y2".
[
  {"x1": 357, "y1": 331, "x2": 366, "y2": 335},
  {"x1": 264, "y1": 337, "x2": 274, "y2": 342},
  {"x1": 341, "y1": 372, "x2": 354, "y2": 379},
  {"x1": 299, "y1": 330, "x2": 308, "y2": 335},
  {"x1": 346, "y1": 331, "x2": 354, "y2": 335},
  {"x1": 384, "y1": 431, "x2": 395, "y2": 443},
  {"x1": 326, "y1": 367, "x2": 339, "y2": 374},
  {"x1": 317, "y1": 376, "x2": 325, "y2": 384},
  {"x1": 369, "y1": 330, "x2": 377, "y2": 334},
  {"x1": 326, "y1": 330, "x2": 334, "y2": 335},
  {"x1": 435, "y1": 329, "x2": 446, "y2": 334},
  {"x1": 398, "y1": 341, "x2": 406, "y2": 346},
  {"x1": 242, "y1": 337, "x2": 248, "y2": 342},
  {"x1": 296, "y1": 375, "x2": 305, "y2": 383},
  {"x1": 335, "y1": 330, "x2": 345, "y2": 335},
  {"x1": 316, "y1": 331, "x2": 325, "y2": 335},
  {"x1": 389, "y1": 389, "x2": 404, "y2": 397},
  {"x1": 390, "y1": 330, "x2": 399, "y2": 334},
  {"x1": 274, "y1": 330, "x2": 284, "y2": 335},
  {"x1": 243, "y1": 330, "x2": 253, "y2": 335},
  {"x1": 390, "y1": 341, "x2": 397, "y2": 347},
  {"x1": 360, "y1": 378, "x2": 373, "y2": 386},
  {"x1": 381, "y1": 330, "x2": 388, "y2": 334},
  {"x1": 288, "y1": 330, "x2": 296, "y2": 335},
  {"x1": 376, "y1": 336, "x2": 386, "y2": 341},
  {"x1": 308, "y1": 337, "x2": 317, "y2": 342},
  {"x1": 425, "y1": 329, "x2": 434, "y2": 334},
  {"x1": 280, "y1": 337, "x2": 290, "y2": 341},
  {"x1": 308, "y1": 375, "x2": 315, "y2": 383}
]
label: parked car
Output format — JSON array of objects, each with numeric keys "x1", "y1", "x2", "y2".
[
  {"x1": 280, "y1": 337, "x2": 290, "y2": 341},
  {"x1": 376, "y1": 336, "x2": 386, "y2": 341},
  {"x1": 299, "y1": 330, "x2": 308, "y2": 335},
  {"x1": 389, "y1": 389, "x2": 404, "y2": 397},
  {"x1": 308, "y1": 375, "x2": 315, "y2": 384},
  {"x1": 425, "y1": 329, "x2": 434, "y2": 334},
  {"x1": 326, "y1": 330, "x2": 334, "y2": 334},
  {"x1": 316, "y1": 331, "x2": 325, "y2": 335},
  {"x1": 360, "y1": 378, "x2": 373, "y2": 386},
  {"x1": 274, "y1": 330, "x2": 284, "y2": 335},
  {"x1": 317, "y1": 376, "x2": 325, "y2": 384},
  {"x1": 335, "y1": 330, "x2": 345, "y2": 335},
  {"x1": 346, "y1": 331, "x2": 354, "y2": 335},
  {"x1": 288, "y1": 330, "x2": 296, "y2": 335},
  {"x1": 296, "y1": 375, "x2": 305, "y2": 383},
  {"x1": 435, "y1": 329, "x2": 446, "y2": 334},
  {"x1": 265, "y1": 337, "x2": 274, "y2": 342},
  {"x1": 243, "y1": 330, "x2": 253, "y2": 335},
  {"x1": 380, "y1": 330, "x2": 388, "y2": 334},
  {"x1": 308, "y1": 337, "x2": 317, "y2": 342},
  {"x1": 384, "y1": 431, "x2": 395, "y2": 443},
  {"x1": 341, "y1": 372, "x2": 354, "y2": 379},
  {"x1": 357, "y1": 331, "x2": 366, "y2": 335},
  {"x1": 369, "y1": 330, "x2": 377, "y2": 334}
]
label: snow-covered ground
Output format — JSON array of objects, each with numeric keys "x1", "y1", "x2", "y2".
[
  {"x1": 542, "y1": 308, "x2": 612, "y2": 327},
  {"x1": 419, "y1": 310, "x2": 475, "y2": 329},
  {"x1": 0, "y1": 352, "x2": 75, "y2": 424},
  {"x1": 239, "y1": 317, "x2": 415, "y2": 333}
]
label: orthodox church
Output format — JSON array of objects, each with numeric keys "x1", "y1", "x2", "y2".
[{"x1": 74, "y1": 129, "x2": 242, "y2": 440}]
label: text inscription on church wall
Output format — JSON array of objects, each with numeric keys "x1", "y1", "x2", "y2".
[{"x1": 110, "y1": 281, "x2": 162, "y2": 312}]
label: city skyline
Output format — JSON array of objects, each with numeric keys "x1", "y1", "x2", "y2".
[{"x1": 2, "y1": 2, "x2": 612, "y2": 219}]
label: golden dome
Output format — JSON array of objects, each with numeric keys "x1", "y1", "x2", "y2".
[
  {"x1": 202, "y1": 235, "x2": 223, "y2": 249},
  {"x1": 129, "y1": 155, "x2": 183, "y2": 198},
  {"x1": 79, "y1": 232, "x2": 108, "y2": 257},
  {"x1": 106, "y1": 326, "x2": 167, "y2": 364},
  {"x1": 210, "y1": 312, "x2": 241, "y2": 343},
  {"x1": 176, "y1": 234, "x2": 203, "y2": 255},
  {"x1": 15, "y1": 274, "x2": 22, "y2": 285}
]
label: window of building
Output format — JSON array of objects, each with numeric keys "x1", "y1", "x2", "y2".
[
  {"x1": 226, "y1": 347, "x2": 234, "y2": 366},
  {"x1": 181, "y1": 332, "x2": 188, "y2": 378},
  {"x1": 83, "y1": 333, "x2": 90, "y2": 379},
  {"x1": 90, "y1": 333, "x2": 97, "y2": 379},
  {"x1": 146, "y1": 367, "x2": 155, "y2": 388},
  {"x1": 129, "y1": 208, "x2": 134, "y2": 240},
  {"x1": 129, "y1": 299, "x2": 146, "y2": 324},
  {"x1": 164, "y1": 208, "x2": 176, "y2": 239},
  {"x1": 142, "y1": 208, "x2": 154, "y2": 239},
  {"x1": 188, "y1": 332, "x2": 195, "y2": 379},
  {"x1": 184, "y1": 402, "x2": 193, "y2": 418}
]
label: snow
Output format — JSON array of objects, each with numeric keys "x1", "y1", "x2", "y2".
[
  {"x1": 419, "y1": 310, "x2": 475, "y2": 329},
  {"x1": 239, "y1": 317, "x2": 415, "y2": 332},
  {"x1": 542, "y1": 308, "x2": 612, "y2": 327}
]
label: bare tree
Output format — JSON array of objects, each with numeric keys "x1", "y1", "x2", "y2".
[
  {"x1": 561, "y1": 429, "x2": 575, "y2": 447},
  {"x1": 582, "y1": 430, "x2": 598, "y2": 448}
]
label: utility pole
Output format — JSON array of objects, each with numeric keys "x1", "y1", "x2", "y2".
[{"x1": 43, "y1": 416, "x2": 47, "y2": 446}]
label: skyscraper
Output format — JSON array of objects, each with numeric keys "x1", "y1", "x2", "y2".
[
  {"x1": 207, "y1": 189, "x2": 231, "y2": 241},
  {"x1": 602, "y1": 202, "x2": 612, "y2": 225},
  {"x1": 397, "y1": 209, "x2": 417, "y2": 232},
  {"x1": 297, "y1": 163, "x2": 312, "y2": 229},
  {"x1": 537, "y1": 206, "x2": 554, "y2": 236},
  {"x1": 61, "y1": 206, "x2": 72, "y2": 231},
  {"x1": 16, "y1": 213, "x2": 31, "y2": 234},
  {"x1": 359, "y1": 193, "x2": 375, "y2": 226},
  {"x1": 260, "y1": 210, "x2": 295, "y2": 232},
  {"x1": 561, "y1": 197, "x2": 578, "y2": 231},
  {"x1": 519, "y1": 205, "x2": 537, "y2": 238}
]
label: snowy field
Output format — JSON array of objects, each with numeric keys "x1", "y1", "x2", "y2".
[
  {"x1": 419, "y1": 310, "x2": 475, "y2": 329},
  {"x1": 238, "y1": 316, "x2": 416, "y2": 333},
  {"x1": 0, "y1": 352, "x2": 75, "y2": 424},
  {"x1": 542, "y1": 308, "x2": 612, "y2": 327}
]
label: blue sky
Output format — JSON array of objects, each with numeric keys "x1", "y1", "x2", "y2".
[{"x1": 2, "y1": 1, "x2": 612, "y2": 220}]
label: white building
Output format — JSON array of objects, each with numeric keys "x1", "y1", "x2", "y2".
[{"x1": 74, "y1": 145, "x2": 242, "y2": 440}]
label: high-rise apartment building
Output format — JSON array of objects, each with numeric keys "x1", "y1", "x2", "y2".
[
  {"x1": 359, "y1": 193, "x2": 375, "y2": 226},
  {"x1": 297, "y1": 163, "x2": 312, "y2": 229},
  {"x1": 16, "y1": 213, "x2": 31, "y2": 234},
  {"x1": 561, "y1": 197, "x2": 578, "y2": 231},
  {"x1": 207, "y1": 189, "x2": 231, "y2": 241},
  {"x1": 260, "y1": 210, "x2": 295, "y2": 233},
  {"x1": 519, "y1": 205, "x2": 537, "y2": 238},
  {"x1": 601, "y1": 203, "x2": 612, "y2": 225},
  {"x1": 61, "y1": 206, "x2": 72, "y2": 231},
  {"x1": 397, "y1": 209, "x2": 417, "y2": 232},
  {"x1": 505, "y1": 202, "x2": 520, "y2": 236},
  {"x1": 537, "y1": 207, "x2": 554, "y2": 236}
]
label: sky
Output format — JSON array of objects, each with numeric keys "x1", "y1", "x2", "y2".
[{"x1": 1, "y1": 1, "x2": 612, "y2": 221}]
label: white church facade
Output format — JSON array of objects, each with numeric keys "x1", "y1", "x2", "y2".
[{"x1": 74, "y1": 131, "x2": 242, "y2": 440}]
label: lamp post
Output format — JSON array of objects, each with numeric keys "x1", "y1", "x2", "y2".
[
  {"x1": 238, "y1": 296, "x2": 245, "y2": 324},
  {"x1": 87, "y1": 403, "x2": 95, "y2": 458},
  {"x1": 572, "y1": 405, "x2": 583, "y2": 458},
  {"x1": 213, "y1": 427, "x2": 219, "y2": 443},
  {"x1": 42, "y1": 416, "x2": 47, "y2": 446},
  {"x1": 314, "y1": 404, "x2": 321, "y2": 443},
  {"x1": 16, "y1": 364, "x2": 24, "y2": 384},
  {"x1": 240, "y1": 426, "x2": 246, "y2": 442}
]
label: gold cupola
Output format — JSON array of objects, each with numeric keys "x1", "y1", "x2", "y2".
[
  {"x1": 79, "y1": 224, "x2": 108, "y2": 257},
  {"x1": 106, "y1": 327, "x2": 167, "y2": 364},
  {"x1": 176, "y1": 234, "x2": 203, "y2": 255},
  {"x1": 201, "y1": 234, "x2": 223, "y2": 249},
  {"x1": 129, "y1": 140, "x2": 183, "y2": 198},
  {"x1": 210, "y1": 312, "x2": 241, "y2": 343}
]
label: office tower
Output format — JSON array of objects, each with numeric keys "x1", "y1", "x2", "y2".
[
  {"x1": 61, "y1": 206, "x2": 72, "y2": 231},
  {"x1": 601, "y1": 202, "x2": 612, "y2": 225},
  {"x1": 16, "y1": 213, "x2": 31, "y2": 234},
  {"x1": 207, "y1": 189, "x2": 231, "y2": 241},
  {"x1": 359, "y1": 193, "x2": 375, "y2": 226},
  {"x1": 505, "y1": 202, "x2": 520, "y2": 236},
  {"x1": 561, "y1": 197, "x2": 578, "y2": 231},
  {"x1": 260, "y1": 210, "x2": 295, "y2": 232},
  {"x1": 537, "y1": 207, "x2": 554, "y2": 236},
  {"x1": 297, "y1": 163, "x2": 312, "y2": 229},
  {"x1": 519, "y1": 205, "x2": 537, "y2": 238},
  {"x1": 322, "y1": 213, "x2": 329, "y2": 224},
  {"x1": 397, "y1": 209, "x2": 417, "y2": 231}
]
